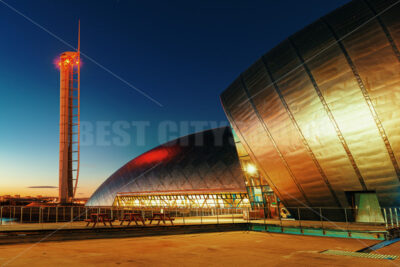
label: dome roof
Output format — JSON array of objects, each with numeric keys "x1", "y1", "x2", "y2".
[{"x1": 86, "y1": 127, "x2": 246, "y2": 206}]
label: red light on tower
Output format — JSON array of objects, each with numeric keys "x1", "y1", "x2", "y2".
[{"x1": 59, "y1": 21, "x2": 81, "y2": 204}]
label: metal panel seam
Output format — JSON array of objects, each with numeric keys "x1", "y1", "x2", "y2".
[
  {"x1": 261, "y1": 55, "x2": 343, "y2": 208},
  {"x1": 239, "y1": 75, "x2": 312, "y2": 207},
  {"x1": 288, "y1": 35, "x2": 368, "y2": 190},
  {"x1": 322, "y1": 17, "x2": 400, "y2": 183},
  {"x1": 221, "y1": 103, "x2": 289, "y2": 207},
  {"x1": 364, "y1": 0, "x2": 400, "y2": 62}
]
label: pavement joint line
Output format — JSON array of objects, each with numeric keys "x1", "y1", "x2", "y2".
[{"x1": 321, "y1": 250, "x2": 398, "y2": 260}]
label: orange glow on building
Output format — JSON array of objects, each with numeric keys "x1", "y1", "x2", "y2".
[
  {"x1": 134, "y1": 148, "x2": 172, "y2": 165},
  {"x1": 126, "y1": 146, "x2": 181, "y2": 168}
]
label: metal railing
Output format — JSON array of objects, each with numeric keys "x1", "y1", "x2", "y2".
[
  {"x1": 284, "y1": 206, "x2": 400, "y2": 228},
  {"x1": 0, "y1": 206, "x2": 247, "y2": 225},
  {"x1": 0, "y1": 206, "x2": 398, "y2": 231}
]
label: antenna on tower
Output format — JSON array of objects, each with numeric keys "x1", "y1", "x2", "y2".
[{"x1": 78, "y1": 20, "x2": 80, "y2": 54}]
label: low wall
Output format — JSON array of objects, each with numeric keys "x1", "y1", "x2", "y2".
[{"x1": 0, "y1": 223, "x2": 250, "y2": 245}]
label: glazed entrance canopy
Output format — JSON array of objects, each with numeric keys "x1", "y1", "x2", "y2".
[
  {"x1": 86, "y1": 127, "x2": 246, "y2": 206},
  {"x1": 220, "y1": 0, "x2": 400, "y2": 208}
]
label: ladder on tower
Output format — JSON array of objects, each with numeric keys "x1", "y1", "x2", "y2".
[{"x1": 70, "y1": 56, "x2": 80, "y2": 199}]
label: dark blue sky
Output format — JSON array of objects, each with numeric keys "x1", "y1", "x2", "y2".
[{"x1": 0, "y1": 0, "x2": 349, "y2": 196}]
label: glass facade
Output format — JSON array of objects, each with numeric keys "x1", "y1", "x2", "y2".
[
  {"x1": 232, "y1": 130, "x2": 279, "y2": 218},
  {"x1": 221, "y1": 0, "x2": 400, "y2": 210},
  {"x1": 113, "y1": 190, "x2": 249, "y2": 208}
]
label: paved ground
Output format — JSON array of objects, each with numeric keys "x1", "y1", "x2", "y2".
[{"x1": 0, "y1": 231, "x2": 397, "y2": 267}]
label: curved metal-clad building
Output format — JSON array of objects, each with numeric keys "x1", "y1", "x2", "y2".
[
  {"x1": 86, "y1": 127, "x2": 246, "y2": 206},
  {"x1": 221, "y1": 0, "x2": 400, "y2": 209}
]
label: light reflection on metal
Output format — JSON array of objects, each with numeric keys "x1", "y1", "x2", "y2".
[
  {"x1": 59, "y1": 21, "x2": 81, "y2": 204},
  {"x1": 221, "y1": 0, "x2": 400, "y2": 208}
]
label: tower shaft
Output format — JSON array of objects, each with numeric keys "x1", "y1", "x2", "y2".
[
  {"x1": 59, "y1": 53, "x2": 73, "y2": 203},
  {"x1": 58, "y1": 22, "x2": 81, "y2": 205}
]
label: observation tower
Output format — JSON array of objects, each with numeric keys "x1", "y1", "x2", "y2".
[{"x1": 59, "y1": 22, "x2": 81, "y2": 204}]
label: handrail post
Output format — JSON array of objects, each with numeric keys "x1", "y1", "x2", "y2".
[
  {"x1": 263, "y1": 207, "x2": 266, "y2": 225},
  {"x1": 383, "y1": 208, "x2": 388, "y2": 229},
  {"x1": 71, "y1": 207, "x2": 73, "y2": 223},
  {"x1": 395, "y1": 208, "x2": 399, "y2": 228},
  {"x1": 216, "y1": 208, "x2": 219, "y2": 224},
  {"x1": 298, "y1": 208, "x2": 302, "y2": 233},
  {"x1": 320, "y1": 208, "x2": 324, "y2": 235},
  {"x1": 344, "y1": 208, "x2": 349, "y2": 237},
  {"x1": 389, "y1": 208, "x2": 394, "y2": 228},
  {"x1": 368, "y1": 205, "x2": 371, "y2": 224},
  {"x1": 277, "y1": 205, "x2": 282, "y2": 232},
  {"x1": 0, "y1": 206, "x2": 3, "y2": 226},
  {"x1": 20, "y1": 206, "x2": 23, "y2": 223},
  {"x1": 56, "y1": 207, "x2": 58, "y2": 223},
  {"x1": 248, "y1": 207, "x2": 251, "y2": 224}
]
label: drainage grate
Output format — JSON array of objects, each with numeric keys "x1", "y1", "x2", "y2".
[{"x1": 321, "y1": 250, "x2": 398, "y2": 260}]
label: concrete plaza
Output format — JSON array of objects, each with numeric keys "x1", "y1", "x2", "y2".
[{"x1": 0, "y1": 231, "x2": 398, "y2": 266}]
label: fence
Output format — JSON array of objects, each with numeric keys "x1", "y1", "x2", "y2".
[
  {"x1": 283, "y1": 206, "x2": 400, "y2": 228},
  {"x1": 0, "y1": 206, "x2": 398, "y2": 230},
  {"x1": 0, "y1": 206, "x2": 246, "y2": 225}
]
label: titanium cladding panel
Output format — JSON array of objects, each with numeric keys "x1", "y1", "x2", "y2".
[
  {"x1": 221, "y1": 0, "x2": 400, "y2": 208},
  {"x1": 86, "y1": 127, "x2": 246, "y2": 206}
]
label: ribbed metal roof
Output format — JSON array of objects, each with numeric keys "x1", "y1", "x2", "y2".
[
  {"x1": 221, "y1": 0, "x2": 400, "y2": 208},
  {"x1": 86, "y1": 127, "x2": 246, "y2": 206}
]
